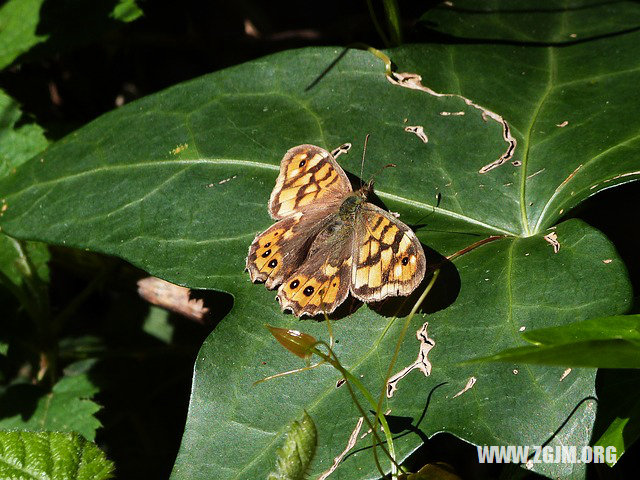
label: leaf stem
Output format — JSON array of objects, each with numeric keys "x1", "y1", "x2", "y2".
[
  {"x1": 371, "y1": 268, "x2": 440, "y2": 476},
  {"x1": 382, "y1": 0, "x2": 403, "y2": 46},
  {"x1": 312, "y1": 341, "x2": 399, "y2": 475},
  {"x1": 365, "y1": 0, "x2": 391, "y2": 47}
]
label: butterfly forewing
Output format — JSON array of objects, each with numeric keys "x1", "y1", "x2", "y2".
[{"x1": 268, "y1": 145, "x2": 352, "y2": 219}]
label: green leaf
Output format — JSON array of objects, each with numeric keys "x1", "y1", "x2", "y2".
[
  {"x1": 0, "y1": 26, "x2": 638, "y2": 480},
  {"x1": 0, "y1": 371, "x2": 102, "y2": 441},
  {"x1": 111, "y1": 0, "x2": 143, "y2": 23},
  {"x1": 419, "y1": 0, "x2": 640, "y2": 44},
  {"x1": 0, "y1": 431, "x2": 113, "y2": 480},
  {"x1": 268, "y1": 411, "x2": 317, "y2": 480},
  {"x1": 0, "y1": 88, "x2": 49, "y2": 179},
  {"x1": 592, "y1": 370, "x2": 640, "y2": 466},
  {"x1": 0, "y1": 0, "x2": 48, "y2": 70},
  {"x1": 466, "y1": 315, "x2": 640, "y2": 368},
  {"x1": 0, "y1": 235, "x2": 49, "y2": 296},
  {"x1": 594, "y1": 402, "x2": 640, "y2": 467},
  {"x1": 142, "y1": 305, "x2": 175, "y2": 344},
  {"x1": 0, "y1": 88, "x2": 49, "y2": 324}
]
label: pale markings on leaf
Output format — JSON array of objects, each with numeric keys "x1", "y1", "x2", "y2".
[
  {"x1": 387, "y1": 72, "x2": 517, "y2": 174},
  {"x1": 544, "y1": 231, "x2": 560, "y2": 253},
  {"x1": 317, "y1": 417, "x2": 364, "y2": 480},
  {"x1": 404, "y1": 125, "x2": 429, "y2": 143},
  {"x1": 170, "y1": 143, "x2": 188, "y2": 155},
  {"x1": 555, "y1": 164, "x2": 583, "y2": 193},
  {"x1": 452, "y1": 376, "x2": 477, "y2": 398},
  {"x1": 527, "y1": 168, "x2": 545, "y2": 179},
  {"x1": 386, "y1": 321, "x2": 434, "y2": 398},
  {"x1": 440, "y1": 111, "x2": 465, "y2": 116},
  {"x1": 218, "y1": 175, "x2": 237, "y2": 185},
  {"x1": 560, "y1": 368, "x2": 572, "y2": 381},
  {"x1": 556, "y1": 121, "x2": 569, "y2": 127}
]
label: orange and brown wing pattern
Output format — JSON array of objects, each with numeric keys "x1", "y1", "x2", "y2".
[
  {"x1": 350, "y1": 204, "x2": 426, "y2": 302},
  {"x1": 246, "y1": 208, "x2": 329, "y2": 290},
  {"x1": 268, "y1": 145, "x2": 351, "y2": 219},
  {"x1": 276, "y1": 232, "x2": 354, "y2": 317}
]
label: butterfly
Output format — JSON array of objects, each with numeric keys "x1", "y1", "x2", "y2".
[{"x1": 246, "y1": 144, "x2": 426, "y2": 317}]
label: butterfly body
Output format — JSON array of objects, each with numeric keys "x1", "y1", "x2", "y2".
[{"x1": 246, "y1": 145, "x2": 426, "y2": 317}]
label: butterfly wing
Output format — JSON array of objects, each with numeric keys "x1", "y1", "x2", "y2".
[
  {"x1": 350, "y1": 203, "x2": 426, "y2": 302},
  {"x1": 269, "y1": 145, "x2": 352, "y2": 219},
  {"x1": 246, "y1": 205, "x2": 334, "y2": 290},
  {"x1": 276, "y1": 212, "x2": 355, "y2": 317}
]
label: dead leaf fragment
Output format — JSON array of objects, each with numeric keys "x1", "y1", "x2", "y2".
[{"x1": 137, "y1": 277, "x2": 209, "y2": 321}]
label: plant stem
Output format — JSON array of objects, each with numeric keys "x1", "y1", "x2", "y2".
[
  {"x1": 372, "y1": 268, "x2": 440, "y2": 476},
  {"x1": 313, "y1": 342, "x2": 400, "y2": 475},
  {"x1": 382, "y1": 0, "x2": 403, "y2": 45},
  {"x1": 365, "y1": 0, "x2": 391, "y2": 47}
]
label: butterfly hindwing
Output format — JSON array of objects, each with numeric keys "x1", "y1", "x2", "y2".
[
  {"x1": 276, "y1": 213, "x2": 354, "y2": 316},
  {"x1": 268, "y1": 145, "x2": 352, "y2": 219},
  {"x1": 350, "y1": 203, "x2": 426, "y2": 302}
]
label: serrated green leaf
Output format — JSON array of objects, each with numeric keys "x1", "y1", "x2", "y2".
[
  {"x1": 0, "y1": 21, "x2": 638, "y2": 480},
  {"x1": 0, "y1": 88, "x2": 49, "y2": 296},
  {"x1": 0, "y1": 431, "x2": 113, "y2": 480},
  {"x1": 466, "y1": 315, "x2": 640, "y2": 368},
  {"x1": 0, "y1": 372, "x2": 101, "y2": 441},
  {"x1": 0, "y1": 88, "x2": 49, "y2": 180},
  {"x1": 268, "y1": 411, "x2": 317, "y2": 480},
  {"x1": 0, "y1": 0, "x2": 48, "y2": 70}
]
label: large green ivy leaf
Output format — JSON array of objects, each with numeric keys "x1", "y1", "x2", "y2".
[
  {"x1": 0, "y1": 431, "x2": 113, "y2": 480},
  {"x1": 0, "y1": 26, "x2": 638, "y2": 480}
]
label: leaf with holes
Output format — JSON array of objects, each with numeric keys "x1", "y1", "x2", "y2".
[{"x1": 0, "y1": 20, "x2": 638, "y2": 480}]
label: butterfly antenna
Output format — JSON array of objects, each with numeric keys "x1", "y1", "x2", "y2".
[
  {"x1": 412, "y1": 191, "x2": 442, "y2": 226},
  {"x1": 360, "y1": 134, "x2": 370, "y2": 189}
]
